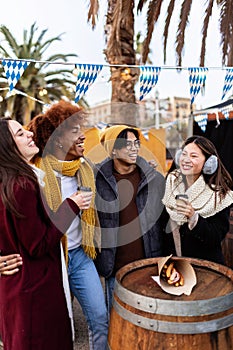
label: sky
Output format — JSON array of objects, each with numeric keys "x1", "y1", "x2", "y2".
[{"x1": 0, "y1": 0, "x2": 227, "y2": 110}]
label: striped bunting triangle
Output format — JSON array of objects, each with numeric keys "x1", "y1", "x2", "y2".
[
  {"x1": 188, "y1": 67, "x2": 208, "y2": 104},
  {"x1": 75, "y1": 64, "x2": 103, "y2": 103},
  {"x1": 95, "y1": 121, "x2": 108, "y2": 130},
  {"x1": 194, "y1": 113, "x2": 208, "y2": 132},
  {"x1": 139, "y1": 66, "x2": 161, "y2": 101},
  {"x1": 220, "y1": 106, "x2": 231, "y2": 119},
  {"x1": 222, "y1": 68, "x2": 233, "y2": 100},
  {"x1": 1, "y1": 59, "x2": 30, "y2": 91},
  {"x1": 141, "y1": 130, "x2": 149, "y2": 140}
]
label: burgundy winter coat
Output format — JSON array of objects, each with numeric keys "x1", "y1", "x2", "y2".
[{"x1": 0, "y1": 179, "x2": 79, "y2": 350}]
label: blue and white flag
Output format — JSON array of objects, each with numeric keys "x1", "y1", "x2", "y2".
[
  {"x1": 1, "y1": 59, "x2": 30, "y2": 91},
  {"x1": 141, "y1": 129, "x2": 149, "y2": 140},
  {"x1": 188, "y1": 67, "x2": 208, "y2": 104},
  {"x1": 194, "y1": 113, "x2": 208, "y2": 132},
  {"x1": 221, "y1": 68, "x2": 233, "y2": 100},
  {"x1": 95, "y1": 121, "x2": 108, "y2": 130},
  {"x1": 139, "y1": 66, "x2": 161, "y2": 101},
  {"x1": 220, "y1": 107, "x2": 231, "y2": 119},
  {"x1": 75, "y1": 64, "x2": 103, "y2": 103}
]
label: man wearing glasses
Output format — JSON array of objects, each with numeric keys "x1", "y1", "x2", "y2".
[{"x1": 94, "y1": 125, "x2": 165, "y2": 317}]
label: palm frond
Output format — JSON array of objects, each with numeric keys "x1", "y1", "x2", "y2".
[
  {"x1": 137, "y1": 0, "x2": 148, "y2": 13},
  {"x1": 32, "y1": 36, "x2": 64, "y2": 58},
  {"x1": 21, "y1": 29, "x2": 29, "y2": 58},
  {"x1": 22, "y1": 22, "x2": 38, "y2": 54},
  {"x1": 44, "y1": 69, "x2": 75, "y2": 79},
  {"x1": 163, "y1": 0, "x2": 175, "y2": 64},
  {"x1": 200, "y1": 0, "x2": 214, "y2": 67},
  {"x1": 218, "y1": 0, "x2": 233, "y2": 65},
  {"x1": 35, "y1": 54, "x2": 77, "y2": 70},
  {"x1": 175, "y1": 0, "x2": 192, "y2": 66},
  {"x1": 0, "y1": 46, "x2": 12, "y2": 58},
  {"x1": 0, "y1": 25, "x2": 19, "y2": 57},
  {"x1": 45, "y1": 88, "x2": 64, "y2": 100},
  {"x1": 87, "y1": 0, "x2": 99, "y2": 29},
  {"x1": 142, "y1": 0, "x2": 163, "y2": 64},
  {"x1": 229, "y1": 42, "x2": 233, "y2": 66},
  {"x1": 45, "y1": 77, "x2": 75, "y2": 85},
  {"x1": 46, "y1": 53, "x2": 78, "y2": 62},
  {"x1": 36, "y1": 28, "x2": 50, "y2": 45},
  {"x1": 227, "y1": 24, "x2": 233, "y2": 65}
]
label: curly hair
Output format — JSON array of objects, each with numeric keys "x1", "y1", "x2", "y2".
[{"x1": 27, "y1": 100, "x2": 86, "y2": 157}]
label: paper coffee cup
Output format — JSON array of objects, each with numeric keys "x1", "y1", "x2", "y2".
[
  {"x1": 175, "y1": 194, "x2": 188, "y2": 205},
  {"x1": 77, "y1": 186, "x2": 92, "y2": 193}
]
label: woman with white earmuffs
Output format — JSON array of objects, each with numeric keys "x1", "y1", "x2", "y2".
[{"x1": 162, "y1": 135, "x2": 233, "y2": 264}]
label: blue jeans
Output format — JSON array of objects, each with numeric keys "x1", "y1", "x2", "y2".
[
  {"x1": 105, "y1": 276, "x2": 116, "y2": 321},
  {"x1": 68, "y1": 247, "x2": 108, "y2": 350}
]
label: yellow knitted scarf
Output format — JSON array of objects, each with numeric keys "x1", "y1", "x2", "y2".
[{"x1": 34, "y1": 155, "x2": 97, "y2": 262}]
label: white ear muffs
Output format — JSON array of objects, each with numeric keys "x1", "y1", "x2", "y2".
[
  {"x1": 174, "y1": 150, "x2": 218, "y2": 174},
  {"x1": 202, "y1": 155, "x2": 218, "y2": 175}
]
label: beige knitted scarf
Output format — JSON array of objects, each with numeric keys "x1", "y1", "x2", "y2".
[
  {"x1": 34, "y1": 155, "x2": 97, "y2": 262},
  {"x1": 162, "y1": 170, "x2": 233, "y2": 226}
]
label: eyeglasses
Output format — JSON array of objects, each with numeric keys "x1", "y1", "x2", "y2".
[{"x1": 125, "y1": 140, "x2": 141, "y2": 150}]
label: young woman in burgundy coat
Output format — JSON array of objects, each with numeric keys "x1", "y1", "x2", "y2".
[{"x1": 0, "y1": 118, "x2": 92, "y2": 350}]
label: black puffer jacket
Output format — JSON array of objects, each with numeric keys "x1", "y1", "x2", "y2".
[
  {"x1": 163, "y1": 207, "x2": 230, "y2": 264},
  {"x1": 94, "y1": 156, "x2": 165, "y2": 278}
]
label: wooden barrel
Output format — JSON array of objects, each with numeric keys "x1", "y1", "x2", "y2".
[
  {"x1": 108, "y1": 257, "x2": 233, "y2": 350},
  {"x1": 222, "y1": 207, "x2": 233, "y2": 269}
]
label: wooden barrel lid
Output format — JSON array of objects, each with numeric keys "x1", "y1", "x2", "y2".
[{"x1": 117, "y1": 257, "x2": 233, "y2": 302}]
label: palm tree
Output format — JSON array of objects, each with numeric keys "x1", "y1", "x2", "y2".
[
  {"x1": 87, "y1": 0, "x2": 233, "y2": 124},
  {"x1": 0, "y1": 22, "x2": 80, "y2": 124},
  {"x1": 101, "y1": 0, "x2": 139, "y2": 125}
]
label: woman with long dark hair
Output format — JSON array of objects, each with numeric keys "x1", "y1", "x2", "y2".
[
  {"x1": 0, "y1": 101, "x2": 109, "y2": 350},
  {"x1": 163, "y1": 135, "x2": 233, "y2": 263},
  {"x1": 0, "y1": 117, "x2": 91, "y2": 350}
]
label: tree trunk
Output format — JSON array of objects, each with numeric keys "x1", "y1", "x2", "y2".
[
  {"x1": 12, "y1": 95, "x2": 27, "y2": 125},
  {"x1": 104, "y1": 0, "x2": 139, "y2": 126},
  {"x1": 0, "y1": 98, "x2": 7, "y2": 118}
]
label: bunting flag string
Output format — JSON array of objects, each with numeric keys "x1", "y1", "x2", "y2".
[
  {"x1": 139, "y1": 66, "x2": 161, "y2": 101},
  {"x1": 1, "y1": 60, "x2": 30, "y2": 91},
  {"x1": 188, "y1": 67, "x2": 208, "y2": 104},
  {"x1": 74, "y1": 64, "x2": 103, "y2": 103},
  {"x1": 1, "y1": 57, "x2": 233, "y2": 110},
  {"x1": 221, "y1": 68, "x2": 233, "y2": 100}
]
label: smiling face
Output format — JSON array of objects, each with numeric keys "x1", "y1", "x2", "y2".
[
  {"x1": 179, "y1": 142, "x2": 206, "y2": 182},
  {"x1": 112, "y1": 131, "x2": 140, "y2": 173},
  {"x1": 9, "y1": 120, "x2": 39, "y2": 162},
  {"x1": 55, "y1": 119, "x2": 85, "y2": 161}
]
